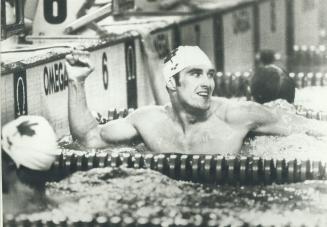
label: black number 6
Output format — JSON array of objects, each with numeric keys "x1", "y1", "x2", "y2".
[{"x1": 44, "y1": 0, "x2": 67, "y2": 24}]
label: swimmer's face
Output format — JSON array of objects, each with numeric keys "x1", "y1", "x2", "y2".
[{"x1": 176, "y1": 65, "x2": 215, "y2": 110}]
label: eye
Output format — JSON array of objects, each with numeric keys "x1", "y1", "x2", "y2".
[
  {"x1": 207, "y1": 71, "x2": 215, "y2": 78},
  {"x1": 191, "y1": 71, "x2": 201, "y2": 77}
]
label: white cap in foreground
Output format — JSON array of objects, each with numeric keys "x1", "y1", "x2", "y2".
[
  {"x1": 1, "y1": 116, "x2": 60, "y2": 171},
  {"x1": 163, "y1": 46, "x2": 213, "y2": 84}
]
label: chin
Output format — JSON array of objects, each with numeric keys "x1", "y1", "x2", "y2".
[
  {"x1": 190, "y1": 100, "x2": 211, "y2": 111},
  {"x1": 196, "y1": 104, "x2": 211, "y2": 111},
  {"x1": 178, "y1": 94, "x2": 212, "y2": 111}
]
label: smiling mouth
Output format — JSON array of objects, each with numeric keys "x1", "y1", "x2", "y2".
[{"x1": 196, "y1": 91, "x2": 210, "y2": 97}]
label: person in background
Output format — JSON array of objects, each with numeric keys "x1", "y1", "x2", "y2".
[
  {"x1": 250, "y1": 64, "x2": 295, "y2": 104},
  {"x1": 256, "y1": 49, "x2": 277, "y2": 66},
  {"x1": 1, "y1": 115, "x2": 59, "y2": 215}
]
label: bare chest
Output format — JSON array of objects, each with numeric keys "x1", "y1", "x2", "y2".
[{"x1": 137, "y1": 117, "x2": 248, "y2": 155}]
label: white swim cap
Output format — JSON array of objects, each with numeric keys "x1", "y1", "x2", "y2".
[
  {"x1": 1, "y1": 116, "x2": 60, "y2": 171},
  {"x1": 163, "y1": 46, "x2": 213, "y2": 84}
]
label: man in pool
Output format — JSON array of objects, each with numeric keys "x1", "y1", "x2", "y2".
[{"x1": 66, "y1": 45, "x2": 327, "y2": 155}]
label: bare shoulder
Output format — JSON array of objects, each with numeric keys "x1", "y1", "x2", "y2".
[
  {"x1": 126, "y1": 105, "x2": 167, "y2": 122},
  {"x1": 225, "y1": 99, "x2": 274, "y2": 126},
  {"x1": 210, "y1": 97, "x2": 231, "y2": 110},
  {"x1": 211, "y1": 97, "x2": 261, "y2": 122},
  {"x1": 210, "y1": 97, "x2": 238, "y2": 119},
  {"x1": 227, "y1": 100, "x2": 262, "y2": 112},
  {"x1": 211, "y1": 96, "x2": 229, "y2": 104},
  {"x1": 130, "y1": 105, "x2": 167, "y2": 115}
]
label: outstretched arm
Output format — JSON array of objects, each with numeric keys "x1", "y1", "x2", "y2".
[
  {"x1": 66, "y1": 51, "x2": 139, "y2": 148},
  {"x1": 226, "y1": 101, "x2": 327, "y2": 137}
]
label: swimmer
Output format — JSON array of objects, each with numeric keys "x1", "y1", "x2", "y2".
[
  {"x1": 1, "y1": 116, "x2": 59, "y2": 214},
  {"x1": 251, "y1": 65, "x2": 295, "y2": 104},
  {"x1": 66, "y1": 43, "x2": 327, "y2": 155}
]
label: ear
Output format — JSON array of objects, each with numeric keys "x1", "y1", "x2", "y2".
[{"x1": 166, "y1": 78, "x2": 177, "y2": 91}]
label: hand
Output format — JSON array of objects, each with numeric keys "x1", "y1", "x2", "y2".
[{"x1": 65, "y1": 50, "x2": 94, "y2": 82}]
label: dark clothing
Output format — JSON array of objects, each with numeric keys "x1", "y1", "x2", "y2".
[{"x1": 251, "y1": 65, "x2": 295, "y2": 104}]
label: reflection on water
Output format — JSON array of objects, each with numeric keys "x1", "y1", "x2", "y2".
[{"x1": 10, "y1": 167, "x2": 327, "y2": 226}]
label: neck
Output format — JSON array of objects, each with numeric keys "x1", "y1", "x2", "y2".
[{"x1": 169, "y1": 96, "x2": 209, "y2": 133}]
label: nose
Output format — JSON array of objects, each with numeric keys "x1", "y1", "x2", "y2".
[{"x1": 199, "y1": 74, "x2": 212, "y2": 87}]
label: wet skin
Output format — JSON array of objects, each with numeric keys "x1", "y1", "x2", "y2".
[{"x1": 128, "y1": 101, "x2": 249, "y2": 155}]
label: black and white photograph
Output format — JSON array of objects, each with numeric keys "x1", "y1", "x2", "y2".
[{"x1": 1, "y1": 0, "x2": 327, "y2": 226}]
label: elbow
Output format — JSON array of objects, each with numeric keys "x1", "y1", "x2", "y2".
[
  {"x1": 70, "y1": 126, "x2": 87, "y2": 144},
  {"x1": 70, "y1": 127, "x2": 103, "y2": 148},
  {"x1": 80, "y1": 138, "x2": 101, "y2": 149}
]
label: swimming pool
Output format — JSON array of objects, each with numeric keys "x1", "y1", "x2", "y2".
[
  {"x1": 5, "y1": 164, "x2": 327, "y2": 226},
  {"x1": 3, "y1": 88, "x2": 327, "y2": 227},
  {"x1": 295, "y1": 86, "x2": 327, "y2": 112}
]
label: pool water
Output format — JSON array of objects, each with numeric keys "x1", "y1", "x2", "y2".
[
  {"x1": 4, "y1": 91, "x2": 327, "y2": 226},
  {"x1": 9, "y1": 120, "x2": 325, "y2": 226},
  {"x1": 242, "y1": 133, "x2": 327, "y2": 163},
  {"x1": 295, "y1": 86, "x2": 327, "y2": 112},
  {"x1": 12, "y1": 167, "x2": 327, "y2": 226}
]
